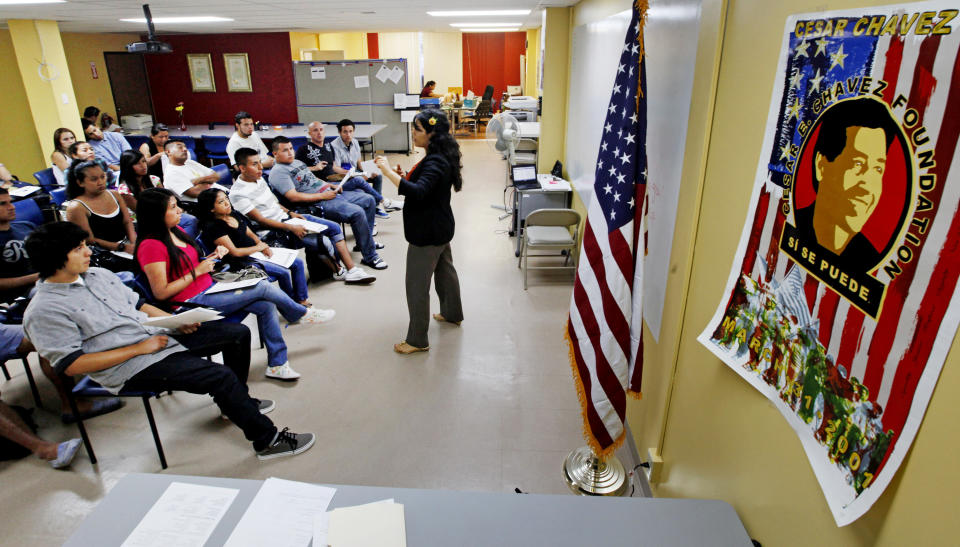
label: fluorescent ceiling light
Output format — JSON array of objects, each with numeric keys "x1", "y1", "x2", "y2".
[
  {"x1": 428, "y1": 10, "x2": 530, "y2": 17},
  {"x1": 119, "y1": 16, "x2": 233, "y2": 24},
  {"x1": 450, "y1": 22, "x2": 522, "y2": 28},
  {"x1": 0, "y1": 0, "x2": 65, "y2": 4},
  {"x1": 461, "y1": 28, "x2": 521, "y2": 33}
]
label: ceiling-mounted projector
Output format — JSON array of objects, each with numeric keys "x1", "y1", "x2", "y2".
[{"x1": 125, "y1": 4, "x2": 172, "y2": 54}]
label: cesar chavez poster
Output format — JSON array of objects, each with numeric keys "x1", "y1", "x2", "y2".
[{"x1": 699, "y1": 3, "x2": 960, "y2": 526}]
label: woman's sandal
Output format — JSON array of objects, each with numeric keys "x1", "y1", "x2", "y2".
[
  {"x1": 394, "y1": 341, "x2": 429, "y2": 354},
  {"x1": 432, "y1": 313, "x2": 462, "y2": 326}
]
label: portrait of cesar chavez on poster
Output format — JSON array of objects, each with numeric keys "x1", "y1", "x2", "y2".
[{"x1": 788, "y1": 96, "x2": 912, "y2": 273}]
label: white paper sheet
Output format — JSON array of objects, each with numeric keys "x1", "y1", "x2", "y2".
[
  {"x1": 388, "y1": 66, "x2": 404, "y2": 84},
  {"x1": 122, "y1": 482, "x2": 239, "y2": 547},
  {"x1": 314, "y1": 499, "x2": 395, "y2": 547},
  {"x1": 326, "y1": 499, "x2": 406, "y2": 547},
  {"x1": 405, "y1": 95, "x2": 421, "y2": 108},
  {"x1": 112, "y1": 250, "x2": 134, "y2": 260},
  {"x1": 393, "y1": 93, "x2": 406, "y2": 110},
  {"x1": 354, "y1": 75, "x2": 369, "y2": 89},
  {"x1": 141, "y1": 307, "x2": 223, "y2": 329},
  {"x1": 204, "y1": 277, "x2": 262, "y2": 294},
  {"x1": 9, "y1": 186, "x2": 40, "y2": 197},
  {"x1": 224, "y1": 478, "x2": 336, "y2": 547},
  {"x1": 251, "y1": 247, "x2": 298, "y2": 268},
  {"x1": 376, "y1": 65, "x2": 392, "y2": 83},
  {"x1": 400, "y1": 111, "x2": 416, "y2": 123},
  {"x1": 284, "y1": 217, "x2": 332, "y2": 234},
  {"x1": 360, "y1": 160, "x2": 379, "y2": 178},
  {"x1": 311, "y1": 66, "x2": 326, "y2": 80}
]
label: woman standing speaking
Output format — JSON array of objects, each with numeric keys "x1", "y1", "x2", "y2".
[{"x1": 375, "y1": 109, "x2": 463, "y2": 354}]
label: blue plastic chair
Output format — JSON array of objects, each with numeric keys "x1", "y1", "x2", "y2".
[
  {"x1": 201, "y1": 135, "x2": 231, "y2": 166},
  {"x1": 212, "y1": 164, "x2": 233, "y2": 187},
  {"x1": 13, "y1": 198, "x2": 44, "y2": 225},
  {"x1": 33, "y1": 168, "x2": 60, "y2": 191},
  {"x1": 50, "y1": 188, "x2": 68, "y2": 207},
  {"x1": 125, "y1": 135, "x2": 150, "y2": 151},
  {"x1": 288, "y1": 136, "x2": 308, "y2": 151}
]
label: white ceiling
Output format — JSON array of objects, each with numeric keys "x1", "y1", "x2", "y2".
[{"x1": 0, "y1": 0, "x2": 578, "y2": 34}]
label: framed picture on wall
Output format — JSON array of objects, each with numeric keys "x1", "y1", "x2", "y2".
[
  {"x1": 224, "y1": 53, "x2": 252, "y2": 92},
  {"x1": 186, "y1": 53, "x2": 216, "y2": 92}
]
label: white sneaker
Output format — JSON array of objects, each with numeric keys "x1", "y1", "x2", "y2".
[
  {"x1": 344, "y1": 266, "x2": 376, "y2": 285},
  {"x1": 384, "y1": 198, "x2": 403, "y2": 211},
  {"x1": 372, "y1": 225, "x2": 379, "y2": 237},
  {"x1": 300, "y1": 307, "x2": 335, "y2": 324},
  {"x1": 332, "y1": 266, "x2": 347, "y2": 280},
  {"x1": 265, "y1": 363, "x2": 301, "y2": 381}
]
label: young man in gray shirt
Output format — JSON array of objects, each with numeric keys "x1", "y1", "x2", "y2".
[{"x1": 23, "y1": 222, "x2": 315, "y2": 460}]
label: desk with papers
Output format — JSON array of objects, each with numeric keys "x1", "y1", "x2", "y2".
[{"x1": 65, "y1": 472, "x2": 752, "y2": 546}]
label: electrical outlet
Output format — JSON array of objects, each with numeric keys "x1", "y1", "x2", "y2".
[{"x1": 646, "y1": 447, "x2": 663, "y2": 484}]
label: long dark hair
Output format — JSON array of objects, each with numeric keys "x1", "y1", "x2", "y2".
[
  {"x1": 415, "y1": 109, "x2": 463, "y2": 192},
  {"x1": 66, "y1": 159, "x2": 104, "y2": 199},
  {"x1": 196, "y1": 187, "x2": 227, "y2": 224},
  {"x1": 134, "y1": 188, "x2": 202, "y2": 281},
  {"x1": 119, "y1": 149, "x2": 150, "y2": 202}
]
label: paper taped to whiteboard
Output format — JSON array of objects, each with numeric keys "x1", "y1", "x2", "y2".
[
  {"x1": 310, "y1": 66, "x2": 325, "y2": 80},
  {"x1": 354, "y1": 75, "x2": 369, "y2": 88}
]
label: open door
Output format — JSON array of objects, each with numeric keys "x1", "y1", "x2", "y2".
[{"x1": 104, "y1": 52, "x2": 155, "y2": 122}]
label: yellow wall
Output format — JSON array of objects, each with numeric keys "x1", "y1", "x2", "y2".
[
  {"x1": 61, "y1": 32, "x2": 140, "y2": 124},
  {"x1": 316, "y1": 32, "x2": 368, "y2": 59},
  {"x1": 566, "y1": 0, "x2": 960, "y2": 543},
  {"x1": 538, "y1": 7, "x2": 571, "y2": 173},
  {"x1": 524, "y1": 28, "x2": 540, "y2": 96},
  {"x1": 0, "y1": 29, "x2": 44, "y2": 179},
  {"x1": 421, "y1": 32, "x2": 463, "y2": 95},
  {"x1": 288, "y1": 31, "x2": 319, "y2": 61}
]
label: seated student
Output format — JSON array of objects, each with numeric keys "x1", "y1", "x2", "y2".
[
  {"x1": 329, "y1": 119, "x2": 387, "y2": 211},
  {"x1": 197, "y1": 188, "x2": 312, "y2": 306},
  {"x1": 64, "y1": 160, "x2": 137, "y2": 273},
  {"x1": 99, "y1": 112, "x2": 122, "y2": 133},
  {"x1": 163, "y1": 141, "x2": 228, "y2": 206},
  {"x1": 23, "y1": 221, "x2": 316, "y2": 460},
  {"x1": 226, "y1": 111, "x2": 274, "y2": 169},
  {"x1": 51, "y1": 128, "x2": 77, "y2": 187},
  {"x1": 229, "y1": 148, "x2": 376, "y2": 283},
  {"x1": 82, "y1": 106, "x2": 100, "y2": 126},
  {"x1": 119, "y1": 150, "x2": 199, "y2": 236},
  {"x1": 81, "y1": 119, "x2": 129, "y2": 171},
  {"x1": 296, "y1": 124, "x2": 402, "y2": 214},
  {"x1": 267, "y1": 141, "x2": 387, "y2": 270},
  {"x1": 135, "y1": 188, "x2": 333, "y2": 381},
  {"x1": 0, "y1": 384, "x2": 82, "y2": 469},
  {"x1": 67, "y1": 141, "x2": 117, "y2": 188},
  {"x1": 138, "y1": 124, "x2": 169, "y2": 181},
  {"x1": 420, "y1": 80, "x2": 442, "y2": 98}
]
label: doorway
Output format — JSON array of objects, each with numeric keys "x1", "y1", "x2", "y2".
[{"x1": 104, "y1": 52, "x2": 155, "y2": 122}]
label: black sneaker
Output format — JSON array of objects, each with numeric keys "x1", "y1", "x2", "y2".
[
  {"x1": 257, "y1": 428, "x2": 315, "y2": 460},
  {"x1": 361, "y1": 257, "x2": 389, "y2": 270},
  {"x1": 256, "y1": 399, "x2": 276, "y2": 415},
  {"x1": 352, "y1": 242, "x2": 386, "y2": 251}
]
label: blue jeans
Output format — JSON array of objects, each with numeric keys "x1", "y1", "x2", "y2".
[
  {"x1": 190, "y1": 280, "x2": 307, "y2": 367},
  {"x1": 258, "y1": 256, "x2": 308, "y2": 303},
  {"x1": 341, "y1": 175, "x2": 383, "y2": 204},
  {"x1": 317, "y1": 193, "x2": 379, "y2": 263}
]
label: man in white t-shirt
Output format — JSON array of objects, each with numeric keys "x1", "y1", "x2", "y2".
[
  {"x1": 163, "y1": 141, "x2": 228, "y2": 202},
  {"x1": 226, "y1": 111, "x2": 274, "y2": 169}
]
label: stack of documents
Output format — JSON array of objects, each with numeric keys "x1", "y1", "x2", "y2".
[
  {"x1": 140, "y1": 307, "x2": 223, "y2": 329},
  {"x1": 251, "y1": 247, "x2": 299, "y2": 268},
  {"x1": 225, "y1": 478, "x2": 336, "y2": 546},
  {"x1": 315, "y1": 499, "x2": 407, "y2": 547},
  {"x1": 283, "y1": 217, "x2": 331, "y2": 234}
]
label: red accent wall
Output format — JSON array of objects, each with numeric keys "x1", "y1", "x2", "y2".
[
  {"x1": 367, "y1": 33, "x2": 380, "y2": 59},
  {"x1": 143, "y1": 32, "x2": 297, "y2": 125},
  {"x1": 462, "y1": 32, "x2": 526, "y2": 104}
]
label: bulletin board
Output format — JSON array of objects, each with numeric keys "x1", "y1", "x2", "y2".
[{"x1": 293, "y1": 59, "x2": 410, "y2": 152}]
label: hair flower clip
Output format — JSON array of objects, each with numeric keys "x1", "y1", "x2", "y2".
[{"x1": 428, "y1": 117, "x2": 437, "y2": 126}]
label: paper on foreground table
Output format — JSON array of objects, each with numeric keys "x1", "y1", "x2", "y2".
[
  {"x1": 224, "y1": 477, "x2": 336, "y2": 547},
  {"x1": 322, "y1": 499, "x2": 406, "y2": 547},
  {"x1": 140, "y1": 307, "x2": 223, "y2": 329},
  {"x1": 121, "y1": 482, "x2": 239, "y2": 547}
]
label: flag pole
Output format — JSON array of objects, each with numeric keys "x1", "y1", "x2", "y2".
[{"x1": 562, "y1": 446, "x2": 628, "y2": 496}]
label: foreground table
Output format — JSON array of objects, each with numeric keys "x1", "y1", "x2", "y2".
[{"x1": 65, "y1": 473, "x2": 752, "y2": 546}]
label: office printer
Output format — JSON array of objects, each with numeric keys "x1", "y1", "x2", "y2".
[{"x1": 121, "y1": 114, "x2": 153, "y2": 132}]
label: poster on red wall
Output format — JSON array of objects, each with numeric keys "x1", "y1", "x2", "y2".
[{"x1": 698, "y1": 2, "x2": 960, "y2": 526}]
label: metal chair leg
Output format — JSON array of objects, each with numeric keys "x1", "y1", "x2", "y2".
[
  {"x1": 66, "y1": 391, "x2": 96, "y2": 465},
  {"x1": 141, "y1": 396, "x2": 167, "y2": 469},
  {"x1": 20, "y1": 357, "x2": 42, "y2": 409}
]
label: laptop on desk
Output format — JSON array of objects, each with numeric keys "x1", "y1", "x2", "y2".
[{"x1": 512, "y1": 165, "x2": 539, "y2": 190}]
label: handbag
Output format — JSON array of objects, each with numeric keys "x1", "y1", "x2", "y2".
[{"x1": 210, "y1": 265, "x2": 267, "y2": 283}]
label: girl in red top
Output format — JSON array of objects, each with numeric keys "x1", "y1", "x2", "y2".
[{"x1": 134, "y1": 188, "x2": 333, "y2": 381}]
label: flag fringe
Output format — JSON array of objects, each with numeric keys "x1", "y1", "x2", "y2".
[
  {"x1": 564, "y1": 323, "x2": 625, "y2": 461},
  {"x1": 628, "y1": 389, "x2": 643, "y2": 400}
]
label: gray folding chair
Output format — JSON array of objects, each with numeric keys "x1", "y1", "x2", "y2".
[{"x1": 518, "y1": 208, "x2": 581, "y2": 289}]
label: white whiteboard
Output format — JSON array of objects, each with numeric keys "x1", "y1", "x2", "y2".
[{"x1": 565, "y1": 1, "x2": 703, "y2": 340}]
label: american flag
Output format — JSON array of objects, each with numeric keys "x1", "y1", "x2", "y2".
[
  {"x1": 565, "y1": 0, "x2": 648, "y2": 458},
  {"x1": 703, "y1": 6, "x2": 960, "y2": 525}
]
